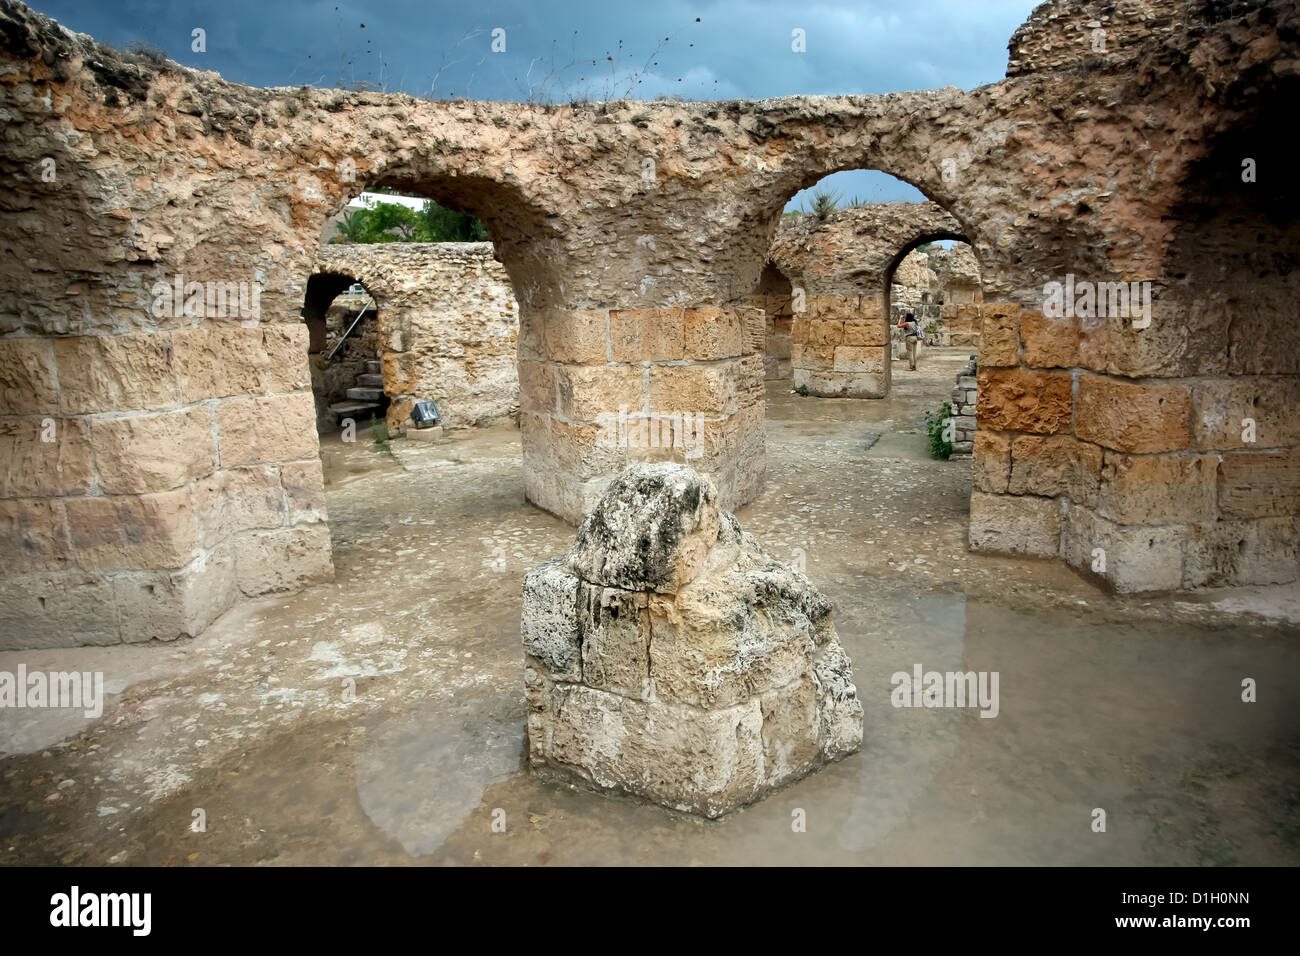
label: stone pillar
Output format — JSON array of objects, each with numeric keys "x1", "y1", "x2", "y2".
[
  {"x1": 790, "y1": 293, "x2": 889, "y2": 397},
  {"x1": 518, "y1": 305, "x2": 766, "y2": 524},
  {"x1": 0, "y1": 324, "x2": 333, "y2": 650},
  {"x1": 522, "y1": 464, "x2": 862, "y2": 817}
]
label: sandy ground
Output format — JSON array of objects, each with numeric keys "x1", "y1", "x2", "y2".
[{"x1": 2, "y1": 347, "x2": 1298, "y2": 865}]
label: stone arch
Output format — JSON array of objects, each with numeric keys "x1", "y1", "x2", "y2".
[{"x1": 769, "y1": 202, "x2": 971, "y2": 397}]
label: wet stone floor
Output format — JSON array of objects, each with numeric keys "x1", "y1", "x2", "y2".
[{"x1": 2, "y1": 348, "x2": 1298, "y2": 865}]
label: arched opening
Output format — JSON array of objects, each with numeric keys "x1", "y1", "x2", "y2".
[
  {"x1": 752, "y1": 262, "x2": 795, "y2": 381},
  {"x1": 302, "y1": 272, "x2": 385, "y2": 437}
]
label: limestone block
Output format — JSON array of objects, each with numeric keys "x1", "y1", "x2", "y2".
[
  {"x1": 979, "y1": 303, "x2": 1018, "y2": 367},
  {"x1": 545, "y1": 310, "x2": 609, "y2": 364},
  {"x1": 90, "y1": 405, "x2": 215, "y2": 494},
  {"x1": 262, "y1": 324, "x2": 311, "y2": 392},
  {"x1": 1063, "y1": 503, "x2": 1183, "y2": 592},
  {"x1": 0, "y1": 570, "x2": 119, "y2": 650},
  {"x1": 54, "y1": 334, "x2": 179, "y2": 413},
  {"x1": 556, "y1": 364, "x2": 644, "y2": 422},
  {"x1": 215, "y1": 392, "x2": 319, "y2": 467},
  {"x1": 0, "y1": 497, "x2": 70, "y2": 572},
  {"x1": 521, "y1": 557, "x2": 583, "y2": 681},
  {"x1": 1183, "y1": 517, "x2": 1299, "y2": 588},
  {"x1": 977, "y1": 368, "x2": 1072, "y2": 434},
  {"x1": 281, "y1": 459, "x2": 328, "y2": 525},
  {"x1": 808, "y1": 319, "x2": 845, "y2": 346},
  {"x1": 66, "y1": 487, "x2": 198, "y2": 571},
  {"x1": 1075, "y1": 374, "x2": 1191, "y2": 453},
  {"x1": 525, "y1": 463, "x2": 862, "y2": 817},
  {"x1": 684, "y1": 307, "x2": 743, "y2": 360},
  {"x1": 112, "y1": 544, "x2": 237, "y2": 643},
  {"x1": 234, "y1": 524, "x2": 333, "y2": 596},
  {"x1": 0, "y1": 417, "x2": 95, "y2": 497},
  {"x1": 172, "y1": 326, "x2": 269, "y2": 402},
  {"x1": 0, "y1": 338, "x2": 58, "y2": 414},
  {"x1": 1218, "y1": 449, "x2": 1300, "y2": 519},
  {"x1": 795, "y1": 368, "x2": 886, "y2": 398},
  {"x1": 1097, "y1": 451, "x2": 1218, "y2": 524},
  {"x1": 648, "y1": 363, "x2": 738, "y2": 416},
  {"x1": 833, "y1": 346, "x2": 884, "y2": 374},
  {"x1": 842, "y1": 320, "x2": 887, "y2": 347},
  {"x1": 610, "y1": 308, "x2": 685, "y2": 363},
  {"x1": 1007, "y1": 435, "x2": 1103, "y2": 507},
  {"x1": 1020, "y1": 309, "x2": 1078, "y2": 368},
  {"x1": 568, "y1": 465, "x2": 722, "y2": 594},
  {"x1": 1193, "y1": 377, "x2": 1300, "y2": 451},
  {"x1": 968, "y1": 490, "x2": 1061, "y2": 557}
]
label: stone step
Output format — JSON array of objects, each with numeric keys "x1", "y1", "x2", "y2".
[
  {"x1": 357, "y1": 373, "x2": 384, "y2": 387},
  {"x1": 346, "y1": 386, "x2": 385, "y2": 402},
  {"x1": 328, "y1": 401, "x2": 385, "y2": 424},
  {"x1": 365, "y1": 360, "x2": 381, "y2": 374}
]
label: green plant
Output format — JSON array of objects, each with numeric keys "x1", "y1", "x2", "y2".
[
  {"x1": 806, "y1": 189, "x2": 841, "y2": 221},
  {"x1": 370, "y1": 412, "x2": 389, "y2": 451},
  {"x1": 924, "y1": 322, "x2": 937, "y2": 335},
  {"x1": 795, "y1": 383, "x2": 811, "y2": 396},
  {"x1": 924, "y1": 401, "x2": 954, "y2": 460}
]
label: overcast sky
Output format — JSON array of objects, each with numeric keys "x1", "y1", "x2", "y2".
[{"x1": 32, "y1": 0, "x2": 1041, "y2": 204}]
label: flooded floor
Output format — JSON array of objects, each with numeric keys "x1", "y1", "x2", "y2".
[{"x1": 3, "y1": 348, "x2": 1298, "y2": 865}]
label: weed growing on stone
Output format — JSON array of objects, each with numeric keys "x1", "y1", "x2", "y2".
[
  {"x1": 370, "y1": 412, "x2": 390, "y2": 452},
  {"x1": 925, "y1": 401, "x2": 954, "y2": 460}
]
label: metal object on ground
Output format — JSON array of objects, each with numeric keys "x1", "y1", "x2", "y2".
[{"x1": 410, "y1": 399, "x2": 441, "y2": 428}]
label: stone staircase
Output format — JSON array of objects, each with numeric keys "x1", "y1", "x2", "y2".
[{"x1": 328, "y1": 356, "x2": 388, "y2": 428}]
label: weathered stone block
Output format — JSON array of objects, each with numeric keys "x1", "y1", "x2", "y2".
[
  {"x1": 833, "y1": 345, "x2": 884, "y2": 374},
  {"x1": 1020, "y1": 309, "x2": 1078, "y2": 368},
  {"x1": 0, "y1": 570, "x2": 119, "y2": 650},
  {"x1": 262, "y1": 324, "x2": 312, "y2": 392},
  {"x1": 1218, "y1": 449, "x2": 1300, "y2": 519},
  {"x1": 556, "y1": 364, "x2": 644, "y2": 421},
  {"x1": 54, "y1": 334, "x2": 178, "y2": 413},
  {"x1": 977, "y1": 368, "x2": 1072, "y2": 434},
  {"x1": 1193, "y1": 377, "x2": 1300, "y2": 451},
  {"x1": 66, "y1": 487, "x2": 198, "y2": 571},
  {"x1": 968, "y1": 491, "x2": 1060, "y2": 557},
  {"x1": 683, "y1": 307, "x2": 743, "y2": 360},
  {"x1": 979, "y1": 303, "x2": 1018, "y2": 367},
  {"x1": 521, "y1": 558, "x2": 582, "y2": 681},
  {"x1": 90, "y1": 405, "x2": 215, "y2": 494},
  {"x1": 172, "y1": 326, "x2": 268, "y2": 402},
  {"x1": 610, "y1": 307, "x2": 685, "y2": 363},
  {"x1": 544, "y1": 309, "x2": 609, "y2": 364},
  {"x1": 281, "y1": 459, "x2": 328, "y2": 526},
  {"x1": 215, "y1": 393, "x2": 319, "y2": 467},
  {"x1": 808, "y1": 318, "x2": 845, "y2": 346},
  {"x1": 234, "y1": 524, "x2": 333, "y2": 596},
  {"x1": 0, "y1": 497, "x2": 70, "y2": 572},
  {"x1": 1097, "y1": 451, "x2": 1218, "y2": 524},
  {"x1": 0, "y1": 338, "x2": 58, "y2": 414},
  {"x1": 1063, "y1": 504, "x2": 1184, "y2": 592},
  {"x1": 1075, "y1": 374, "x2": 1191, "y2": 453},
  {"x1": 648, "y1": 363, "x2": 737, "y2": 415},
  {"x1": 842, "y1": 319, "x2": 888, "y2": 347},
  {"x1": 526, "y1": 464, "x2": 861, "y2": 817},
  {"x1": 1183, "y1": 517, "x2": 1298, "y2": 588},
  {"x1": 1008, "y1": 435, "x2": 1103, "y2": 506},
  {"x1": 0, "y1": 417, "x2": 95, "y2": 497}
]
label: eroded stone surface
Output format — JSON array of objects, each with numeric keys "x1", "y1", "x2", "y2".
[{"x1": 523, "y1": 463, "x2": 862, "y2": 817}]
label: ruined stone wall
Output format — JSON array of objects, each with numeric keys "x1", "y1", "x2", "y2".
[
  {"x1": 308, "y1": 292, "x2": 379, "y2": 433},
  {"x1": 750, "y1": 263, "x2": 794, "y2": 380},
  {"x1": 310, "y1": 243, "x2": 519, "y2": 432},
  {"x1": 1, "y1": 0, "x2": 1295, "y2": 651},
  {"x1": 770, "y1": 203, "x2": 966, "y2": 397}
]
